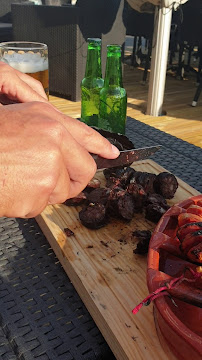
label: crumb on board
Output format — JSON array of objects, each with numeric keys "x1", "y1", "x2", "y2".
[
  {"x1": 100, "y1": 240, "x2": 109, "y2": 247},
  {"x1": 64, "y1": 227, "x2": 75, "y2": 237}
]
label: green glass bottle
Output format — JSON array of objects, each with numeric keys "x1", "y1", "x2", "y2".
[
  {"x1": 80, "y1": 38, "x2": 104, "y2": 126},
  {"x1": 99, "y1": 45, "x2": 127, "y2": 134}
]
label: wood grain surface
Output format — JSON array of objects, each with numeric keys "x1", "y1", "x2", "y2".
[{"x1": 36, "y1": 160, "x2": 200, "y2": 360}]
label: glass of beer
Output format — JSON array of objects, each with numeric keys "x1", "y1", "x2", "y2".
[{"x1": 0, "y1": 41, "x2": 49, "y2": 98}]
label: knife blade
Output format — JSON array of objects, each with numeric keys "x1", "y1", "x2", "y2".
[{"x1": 92, "y1": 145, "x2": 161, "y2": 170}]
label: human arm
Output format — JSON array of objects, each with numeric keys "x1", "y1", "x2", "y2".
[{"x1": 0, "y1": 102, "x2": 119, "y2": 218}]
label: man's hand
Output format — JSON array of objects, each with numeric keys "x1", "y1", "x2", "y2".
[
  {"x1": 0, "y1": 61, "x2": 48, "y2": 104},
  {"x1": 0, "y1": 102, "x2": 119, "y2": 218}
]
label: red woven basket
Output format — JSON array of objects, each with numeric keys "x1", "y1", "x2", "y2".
[{"x1": 147, "y1": 195, "x2": 202, "y2": 360}]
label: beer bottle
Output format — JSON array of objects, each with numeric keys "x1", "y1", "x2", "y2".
[
  {"x1": 81, "y1": 38, "x2": 104, "y2": 126},
  {"x1": 99, "y1": 45, "x2": 127, "y2": 134}
]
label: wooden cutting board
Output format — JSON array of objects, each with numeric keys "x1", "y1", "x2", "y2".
[{"x1": 36, "y1": 160, "x2": 200, "y2": 360}]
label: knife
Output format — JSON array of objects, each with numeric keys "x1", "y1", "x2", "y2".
[{"x1": 92, "y1": 145, "x2": 161, "y2": 170}]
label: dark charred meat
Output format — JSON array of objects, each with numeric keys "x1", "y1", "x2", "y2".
[
  {"x1": 64, "y1": 163, "x2": 178, "y2": 230},
  {"x1": 107, "y1": 187, "x2": 126, "y2": 216},
  {"x1": 79, "y1": 203, "x2": 107, "y2": 229},
  {"x1": 87, "y1": 188, "x2": 110, "y2": 205},
  {"x1": 131, "y1": 172, "x2": 157, "y2": 194},
  {"x1": 133, "y1": 230, "x2": 152, "y2": 254},
  {"x1": 104, "y1": 137, "x2": 125, "y2": 151},
  {"x1": 130, "y1": 171, "x2": 143, "y2": 183},
  {"x1": 108, "y1": 187, "x2": 126, "y2": 201},
  {"x1": 153, "y1": 172, "x2": 178, "y2": 199},
  {"x1": 145, "y1": 193, "x2": 170, "y2": 210},
  {"x1": 119, "y1": 167, "x2": 136, "y2": 187},
  {"x1": 145, "y1": 203, "x2": 168, "y2": 223},
  {"x1": 63, "y1": 192, "x2": 87, "y2": 206},
  {"x1": 92, "y1": 127, "x2": 135, "y2": 150},
  {"x1": 104, "y1": 167, "x2": 136, "y2": 188},
  {"x1": 117, "y1": 193, "x2": 135, "y2": 220},
  {"x1": 103, "y1": 167, "x2": 126, "y2": 180},
  {"x1": 106, "y1": 176, "x2": 122, "y2": 189},
  {"x1": 107, "y1": 187, "x2": 135, "y2": 220},
  {"x1": 126, "y1": 183, "x2": 146, "y2": 212},
  {"x1": 84, "y1": 178, "x2": 101, "y2": 192}
]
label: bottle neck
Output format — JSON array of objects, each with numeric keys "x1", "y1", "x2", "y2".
[
  {"x1": 85, "y1": 45, "x2": 102, "y2": 78},
  {"x1": 104, "y1": 48, "x2": 123, "y2": 87}
]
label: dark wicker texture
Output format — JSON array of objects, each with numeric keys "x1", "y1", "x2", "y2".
[
  {"x1": 0, "y1": 119, "x2": 201, "y2": 359},
  {"x1": 11, "y1": 1, "x2": 126, "y2": 101},
  {"x1": 126, "y1": 117, "x2": 202, "y2": 193},
  {"x1": 0, "y1": 217, "x2": 115, "y2": 360}
]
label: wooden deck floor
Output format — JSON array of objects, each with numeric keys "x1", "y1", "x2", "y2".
[{"x1": 50, "y1": 64, "x2": 202, "y2": 148}]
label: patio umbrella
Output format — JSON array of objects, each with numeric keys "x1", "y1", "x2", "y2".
[{"x1": 126, "y1": 0, "x2": 189, "y2": 116}]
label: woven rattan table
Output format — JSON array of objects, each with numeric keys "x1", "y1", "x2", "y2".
[{"x1": 0, "y1": 118, "x2": 201, "y2": 360}]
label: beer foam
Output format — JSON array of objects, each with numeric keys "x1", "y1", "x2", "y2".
[{"x1": 2, "y1": 52, "x2": 48, "y2": 73}]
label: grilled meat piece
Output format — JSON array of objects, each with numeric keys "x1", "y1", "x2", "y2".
[
  {"x1": 103, "y1": 167, "x2": 126, "y2": 180},
  {"x1": 153, "y1": 172, "x2": 178, "y2": 199},
  {"x1": 104, "y1": 167, "x2": 136, "y2": 188},
  {"x1": 84, "y1": 178, "x2": 101, "y2": 192},
  {"x1": 79, "y1": 203, "x2": 107, "y2": 229},
  {"x1": 145, "y1": 203, "x2": 167, "y2": 223},
  {"x1": 107, "y1": 187, "x2": 135, "y2": 220},
  {"x1": 131, "y1": 172, "x2": 156, "y2": 194},
  {"x1": 117, "y1": 193, "x2": 135, "y2": 220},
  {"x1": 145, "y1": 193, "x2": 170, "y2": 210},
  {"x1": 105, "y1": 176, "x2": 122, "y2": 189},
  {"x1": 63, "y1": 192, "x2": 87, "y2": 206},
  {"x1": 133, "y1": 230, "x2": 152, "y2": 254},
  {"x1": 126, "y1": 182, "x2": 146, "y2": 211},
  {"x1": 92, "y1": 127, "x2": 135, "y2": 150},
  {"x1": 87, "y1": 188, "x2": 110, "y2": 205}
]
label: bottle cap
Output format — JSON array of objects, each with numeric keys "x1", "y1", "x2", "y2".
[{"x1": 87, "y1": 38, "x2": 102, "y2": 45}]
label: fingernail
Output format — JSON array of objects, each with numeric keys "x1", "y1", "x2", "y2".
[{"x1": 111, "y1": 144, "x2": 120, "y2": 155}]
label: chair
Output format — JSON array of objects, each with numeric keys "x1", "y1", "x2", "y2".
[
  {"x1": 0, "y1": 0, "x2": 14, "y2": 42},
  {"x1": 0, "y1": 1, "x2": 35, "y2": 43},
  {"x1": 11, "y1": 1, "x2": 126, "y2": 101},
  {"x1": 174, "y1": 0, "x2": 202, "y2": 104},
  {"x1": 123, "y1": 2, "x2": 154, "y2": 82}
]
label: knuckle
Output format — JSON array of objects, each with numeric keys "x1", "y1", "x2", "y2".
[
  {"x1": 42, "y1": 150, "x2": 60, "y2": 190},
  {"x1": 49, "y1": 121, "x2": 64, "y2": 143},
  {"x1": 41, "y1": 174, "x2": 57, "y2": 195}
]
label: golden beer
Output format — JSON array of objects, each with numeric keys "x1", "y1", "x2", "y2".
[
  {"x1": 24, "y1": 69, "x2": 49, "y2": 97},
  {"x1": 0, "y1": 42, "x2": 49, "y2": 98}
]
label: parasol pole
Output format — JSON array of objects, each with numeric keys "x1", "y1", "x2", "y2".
[{"x1": 146, "y1": 0, "x2": 173, "y2": 116}]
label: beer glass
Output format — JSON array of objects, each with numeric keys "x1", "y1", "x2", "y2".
[{"x1": 0, "y1": 41, "x2": 49, "y2": 98}]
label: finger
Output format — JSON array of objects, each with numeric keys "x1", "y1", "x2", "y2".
[
  {"x1": 48, "y1": 161, "x2": 71, "y2": 205},
  {"x1": 17, "y1": 72, "x2": 48, "y2": 100},
  {"x1": 36, "y1": 105, "x2": 120, "y2": 158},
  {"x1": 59, "y1": 130, "x2": 97, "y2": 198},
  {"x1": 2, "y1": 73, "x2": 49, "y2": 103},
  {"x1": 0, "y1": 94, "x2": 17, "y2": 105},
  {"x1": 60, "y1": 116, "x2": 120, "y2": 158}
]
